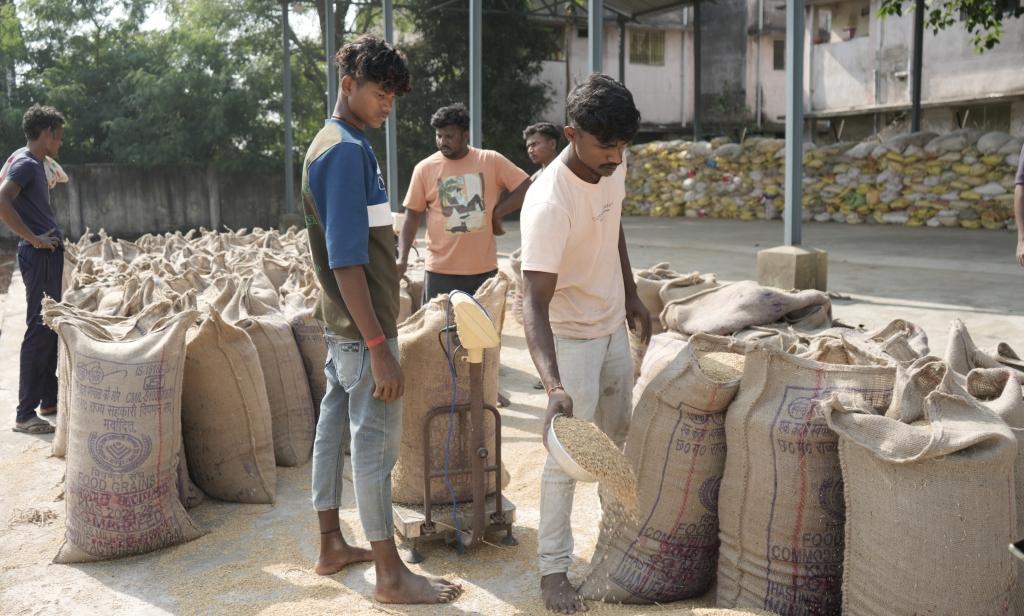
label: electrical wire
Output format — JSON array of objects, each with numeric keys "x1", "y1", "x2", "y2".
[{"x1": 440, "y1": 291, "x2": 493, "y2": 551}]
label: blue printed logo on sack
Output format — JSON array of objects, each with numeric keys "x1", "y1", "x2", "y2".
[{"x1": 88, "y1": 432, "x2": 152, "y2": 474}]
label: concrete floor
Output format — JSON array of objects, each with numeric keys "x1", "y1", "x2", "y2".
[{"x1": 0, "y1": 217, "x2": 1020, "y2": 615}]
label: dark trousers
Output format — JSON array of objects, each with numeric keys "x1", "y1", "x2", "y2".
[
  {"x1": 17, "y1": 244, "x2": 62, "y2": 422},
  {"x1": 422, "y1": 269, "x2": 498, "y2": 304}
]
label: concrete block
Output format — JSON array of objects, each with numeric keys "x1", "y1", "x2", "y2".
[{"x1": 757, "y1": 245, "x2": 828, "y2": 291}]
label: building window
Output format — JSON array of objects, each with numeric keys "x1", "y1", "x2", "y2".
[
  {"x1": 546, "y1": 26, "x2": 566, "y2": 61},
  {"x1": 630, "y1": 29, "x2": 665, "y2": 66},
  {"x1": 773, "y1": 40, "x2": 785, "y2": 70}
]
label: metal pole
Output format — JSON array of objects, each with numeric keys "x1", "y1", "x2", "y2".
[
  {"x1": 618, "y1": 16, "x2": 626, "y2": 84},
  {"x1": 693, "y1": 1, "x2": 701, "y2": 140},
  {"x1": 589, "y1": 0, "x2": 603, "y2": 74},
  {"x1": 784, "y1": 0, "x2": 804, "y2": 246},
  {"x1": 910, "y1": 0, "x2": 924, "y2": 133},
  {"x1": 326, "y1": 0, "x2": 338, "y2": 115},
  {"x1": 282, "y1": 0, "x2": 295, "y2": 215},
  {"x1": 469, "y1": 0, "x2": 482, "y2": 147},
  {"x1": 384, "y1": 0, "x2": 400, "y2": 212}
]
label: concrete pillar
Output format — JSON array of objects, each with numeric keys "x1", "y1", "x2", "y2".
[
  {"x1": 589, "y1": 0, "x2": 603, "y2": 74},
  {"x1": 207, "y1": 166, "x2": 221, "y2": 231},
  {"x1": 469, "y1": 0, "x2": 482, "y2": 147},
  {"x1": 325, "y1": 0, "x2": 338, "y2": 115},
  {"x1": 384, "y1": 0, "x2": 400, "y2": 211},
  {"x1": 784, "y1": 0, "x2": 804, "y2": 247},
  {"x1": 67, "y1": 171, "x2": 85, "y2": 240},
  {"x1": 1011, "y1": 101, "x2": 1024, "y2": 137}
]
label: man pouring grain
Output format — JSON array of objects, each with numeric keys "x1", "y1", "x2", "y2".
[{"x1": 520, "y1": 74, "x2": 651, "y2": 615}]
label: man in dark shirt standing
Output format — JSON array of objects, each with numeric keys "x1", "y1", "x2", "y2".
[
  {"x1": 1014, "y1": 143, "x2": 1024, "y2": 267},
  {"x1": 0, "y1": 104, "x2": 64, "y2": 435}
]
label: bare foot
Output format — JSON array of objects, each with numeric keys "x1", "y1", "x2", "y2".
[
  {"x1": 314, "y1": 531, "x2": 373, "y2": 575},
  {"x1": 542, "y1": 573, "x2": 587, "y2": 614},
  {"x1": 375, "y1": 567, "x2": 462, "y2": 605}
]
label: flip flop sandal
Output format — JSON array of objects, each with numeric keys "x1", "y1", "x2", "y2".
[{"x1": 12, "y1": 417, "x2": 55, "y2": 434}]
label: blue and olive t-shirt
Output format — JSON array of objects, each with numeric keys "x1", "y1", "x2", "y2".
[{"x1": 302, "y1": 119, "x2": 398, "y2": 339}]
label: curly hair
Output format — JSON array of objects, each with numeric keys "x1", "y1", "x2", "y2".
[
  {"x1": 522, "y1": 122, "x2": 561, "y2": 143},
  {"x1": 22, "y1": 104, "x2": 65, "y2": 141},
  {"x1": 335, "y1": 35, "x2": 411, "y2": 95},
  {"x1": 430, "y1": 103, "x2": 470, "y2": 131},
  {"x1": 566, "y1": 74, "x2": 640, "y2": 144}
]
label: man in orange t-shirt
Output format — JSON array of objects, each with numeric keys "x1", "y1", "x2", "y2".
[{"x1": 397, "y1": 103, "x2": 531, "y2": 301}]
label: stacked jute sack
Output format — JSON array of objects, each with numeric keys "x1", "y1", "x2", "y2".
[
  {"x1": 625, "y1": 130, "x2": 1023, "y2": 230},
  {"x1": 581, "y1": 268, "x2": 1024, "y2": 615},
  {"x1": 44, "y1": 227, "x2": 322, "y2": 563},
  {"x1": 44, "y1": 227, "x2": 510, "y2": 563}
]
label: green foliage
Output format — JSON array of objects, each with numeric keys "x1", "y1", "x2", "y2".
[
  {"x1": 878, "y1": 0, "x2": 1023, "y2": 52},
  {"x1": 2, "y1": 0, "x2": 558, "y2": 185},
  {"x1": 388, "y1": 0, "x2": 557, "y2": 197}
]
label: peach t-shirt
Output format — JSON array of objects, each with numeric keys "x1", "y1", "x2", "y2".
[
  {"x1": 520, "y1": 154, "x2": 626, "y2": 339},
  {"x1": 403, "y1": 147, "x2": 528, "y2": 275}
]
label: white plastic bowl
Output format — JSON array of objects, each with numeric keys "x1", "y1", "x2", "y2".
[{"x1": 546, "y1": 419, "x2": 598, "y2": 483}]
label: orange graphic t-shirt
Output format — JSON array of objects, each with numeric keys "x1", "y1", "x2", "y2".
[{"x1": 403, "y1": 147, "x2": 528, "y2": 275}]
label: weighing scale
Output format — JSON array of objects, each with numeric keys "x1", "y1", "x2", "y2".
[{"x1": 393, "y1": 291, "x2": 517, "y2": 562}]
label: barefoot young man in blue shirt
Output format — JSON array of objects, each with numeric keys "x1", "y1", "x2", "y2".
[{"x1": 302, "y1": 35, "x2": 461, "y2": 605}]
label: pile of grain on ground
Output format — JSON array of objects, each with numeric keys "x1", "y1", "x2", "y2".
[{"x1": 552, "y1": 415, "x2": 638, "y2": 517}]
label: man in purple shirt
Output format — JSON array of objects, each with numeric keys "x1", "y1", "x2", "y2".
[
  {"x1": 0, "y1": 104, "x2": 65, "y2": 434},
  {"x1": 1015, "y1": 143, "x2": 1024, "y2": 267}
]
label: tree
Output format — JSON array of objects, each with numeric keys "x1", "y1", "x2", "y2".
[
  {"x1": 383, "y1": 0, "x2": 559, "y2": 198},
  {"x1": 0, "y1": 0, "x2": 27, "y2": 151},
  {"x1": 4, "y1": 0, "x2": 334, "y2": 168},
  {"x1": 878, "y1": 0, "x2": 1024, "y2": 52}
]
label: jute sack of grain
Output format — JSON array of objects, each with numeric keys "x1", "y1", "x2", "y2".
[
  {"x1": 181, "y1": 309, "x2": 277, "y2": 503},
  {"x1": 45, "y1": 299, "x2": 178, "y2": 454},
  {"x1": 657, "y1": 272, "x2": 718, "y2": 305},
  {"x1": 967, "y1": 367, "x2": 1024, "y2": 614},
  {"x1": 44, "y1": 301, "x2": 206, "y2": 508},
  {"x1": 509, "y1": 248, "x2": 524, "y2": 325},
  {"x1": 634, "y1": 263, "x2": 681, "y2": 321},
  {"x1": 858, "y1": 319, "x2": 929, "y2": 364},
  {"x1": 221, "y1": 277, "x2": 314, "y2": 467},
  {"x1": 662, "y1": 281, "x2": 831, "y2": 337},
  {"x1": 281, "y1": 290, "x2": 327, "y2": 419},
  {"x1": 822, "y1": 366, "x2": 1016, "y2": 616},
  {"x1": 734, "y1": 325, "x2": 809, "y2": 355},
  {"x1": 49, "y1": 310, "x2": 206, "y2": 563},
  {"x1": 580, "y1": 333, "x2": 747, "y2": 603},
  {"x1": 945, "y1": 318, "x2": 1002, "y2": 374},
  {"x1": 717, "y1": 346, "x2": 895, "y2": 614},
  {"x1": 799, "y1": 336, "x2": 890, "y2": 367},
  {"x1": 391, "y1": 272, "x2": 510, "y2": 505},
  {"x1": 397, "y1": 275, "x2": 423, "y2": 324},
  {"x1": 627, "y1": 270, "x2": 716, "y2": 379}
]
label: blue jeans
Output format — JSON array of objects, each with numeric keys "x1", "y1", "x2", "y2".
[
  {"x1": 311, "y1": 334, "x2": 402, "y2": 542},
  {"x1": 16, "y1": 244, "x2": 62, "y2": 423}
]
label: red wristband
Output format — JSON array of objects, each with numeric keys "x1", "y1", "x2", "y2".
[{"x1": 366, "y1": 335, "x2": 386, "y2": 349}]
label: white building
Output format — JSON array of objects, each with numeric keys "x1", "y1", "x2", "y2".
[
  {"x1": 532, "y1": 7, "x2": 693, "y2": 131},
  {"x1": 529, "y1": 1, "x2": 1024, "y2": 140},
  {"x1": 804, "y1": 0, "x2": 1024, "y2": 140}
]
